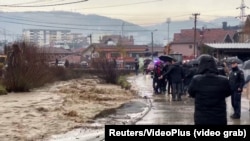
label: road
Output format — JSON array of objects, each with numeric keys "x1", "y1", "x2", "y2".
[
  {"x1": 47, "y1": 74, "x2": 250, "y2": 141},
  {"x1": 135, "y1": 74, "x2": 250, "y2": 125}
]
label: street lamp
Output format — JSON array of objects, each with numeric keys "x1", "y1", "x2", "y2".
[
  {"x1": 151, "y1": 29, "x2": 157, "y2": 60},
  {"x1": 166, "y1": 18, "x2": 171, "y2": 44}
]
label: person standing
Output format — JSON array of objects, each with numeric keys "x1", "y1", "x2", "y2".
[
  {"x1": 188, "y1": 55, "x2": 232, "y2": 125},
  {"x1": 153, "y1": 61, "x2": 163, "y2": 94},
  {"x1": 160, "y1": 61, "x2": 170, "y2": 94},
  {"x1": 159, "y1": 59, "x2": 184, "y2": 101},
  {"x1": 64, "y1": 59, "x2": 69, "y2": 68},
  {"x1": 135, "y1": 61, "x2": 139, "y2": 75},
  {"x1": 229, "y1": 59, "x2": 245, "y2": 119},
  {"x1": 55, "y1": 58, "x2": 59, "y2": 66}
]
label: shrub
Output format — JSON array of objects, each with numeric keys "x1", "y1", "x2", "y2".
[
  {"x1": 117, "y1": 76, "x2": 126, "y2": 85},
  {"x1": 0, "y1": 84, "x2": 7, "y2": 95},
  {"x1": 3, "y1": 42, "x2": 55, "y2": 92},
  {"x1": 91, "y1": 58, "x2": 119, "y2": 84},
  {"x1": 117, "y1": 75, "x2": 131, "y2": 90}
]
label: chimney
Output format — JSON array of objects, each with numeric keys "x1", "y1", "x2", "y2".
[{"x1": 222, "y1": 22, "x2": 227, "y2": 29}]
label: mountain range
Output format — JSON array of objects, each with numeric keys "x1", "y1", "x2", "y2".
[{"x1": 0, "y1": 11, "x2": 241, "y2": 45}]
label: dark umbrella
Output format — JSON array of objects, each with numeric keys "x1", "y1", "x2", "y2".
[
  {"x1": 158, "y1": 55, "x2": 174, "y2": 62},
  {"x1": 242, "y1": 60, "x2": 250, "y2": 69},
  {"x1": 196, "y1": 54, "x2": 218, "y2": 63},
  {"x1": 226, "y1": 57, "x2": 243, "y2": 64},
  {"x1": 187, "y1": 59, "x2": 199, "y2": 66}
]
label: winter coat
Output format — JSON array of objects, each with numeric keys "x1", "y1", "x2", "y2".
[
  {"x1": 163, "y1": 62, "x2": 184, "y2": 83},
  {"x1": 184, "y1": 66, "x2": 198, "y2": 86},
  {"x1": 228, "y1": 67, "x2": 245, "y2": 92},
  {"x1": 188, "y1": 55, "x2": 232, "y2": 125}
]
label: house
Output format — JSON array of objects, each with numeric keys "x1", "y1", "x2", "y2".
[
  {"x1": 203, "y1": 43, "x2": 250, "y2": 61},
  {"x1": 168, "y1": 27, "x2": 238, "y2": 60},
  {"x1": 201, "y1": 17, "x2": 250, "y2": 61},
  {"x1": 240, "y1": 15, "x2": 250, "y2": 43},
  {"x1": 39, "y1": 47, "x2": 74, "y2": 62},
  {"x1": 82, "y1": 43, "x2": 150, "y2": 68},
  {"x1": 99, "y1": 35, "x2": 134, "y2": 45}
]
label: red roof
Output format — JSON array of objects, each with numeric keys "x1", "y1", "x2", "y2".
[
  {"x1": 95, "y1": 45, "x2": 148, "y2": 52},
  {"x1": 39, "y1": 47, "x2": 73, "y2": 54},
  {"x1": 173, "y1": 29, "x2": 201, "y2": 43},
  {"x1": 61, "y1": 54, "x2": 82, "y2": 63},
  {"x1": 202, "y1": 29, "x2": 236, "y2": 43},
  {"x1": 173, "y1": 28, "x2": 237, "y2": 44},
  {"x1": 71, "y1": 47, "x2": 87, "y2": 53}
]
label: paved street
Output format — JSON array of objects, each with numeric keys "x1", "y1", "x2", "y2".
[
  {"x1": 134, "y1": 74, "x2": 250, "y2": 125},
  {"x1": 48, "y1": 74, "x2": 250, "y2": 141}
]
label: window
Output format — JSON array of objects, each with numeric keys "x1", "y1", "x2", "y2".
[
  {"x1": 131, "y1": 53, "x2": 138, "y2": 58},
  {"x1": 110, "y1": 53, "x2": 120, "y2": 58},
  {"x1": 100, "y1": 52, "x2": 106, "y2": 58}
]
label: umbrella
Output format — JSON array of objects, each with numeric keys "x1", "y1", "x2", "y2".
[
  {"x1": 187, "y1": 59, "x2": 199, "y2": 66},
  {"x1": 196, "y1": 54, "x2": 218, "y2": 63},
  {"x1": 158, "y1": 55, "x2": 174, "y2": 62},
  {"x1": 226, "y1": 57, "x2": 243, "y2": 64},
  {"x1": 242, "y1": 60, "x2": 250, "y2": 69}
]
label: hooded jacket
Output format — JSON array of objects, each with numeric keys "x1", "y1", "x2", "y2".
[{"x1": 188, "y1": 55, "x2": 232, "y2": 125}]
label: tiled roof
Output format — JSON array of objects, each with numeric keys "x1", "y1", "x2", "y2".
[
  {"x1": 60, "y1": 54, "x2": 82, "y2": 63},
  {"x1": 149, "y1": 47, "x2": 165, "y2": 52},
  {"x1": 71, "y1": 47, "x2": 86, "y2": 53},
  {"x1": 202, "y1": 29, "x2": 236, "y2": 43},
  {"x1": 205, "y1": 43, "x2": 250, "y2": 49},
  {"x1": 173, "y1": 28, "x2": 237, "y2": 43},
  {"x1": 173, "y1": 29, "x2": 201, "y2": 43},
  {"x1": 94, "y1": 45, "x2": 149, "y2": 52},
  {"x1": 39, "y1": 47, "x2": 73, "y2": 54}
]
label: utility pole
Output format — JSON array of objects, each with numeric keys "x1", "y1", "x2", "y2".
[
  {"x1": 151, "y1": 31, "x2": 154, "y2": 60},
  {"x1": 236, "y1": 0, "x2": 249, "y2": 28},
  {"x1": 166, "y1": 18, "x2": 171, "y2": 44},
  {"x1": 192, "y1": 13, "x2": 200, "y2": 58},
  {"x1": 88, "y1": 34, "x2": 92, "y2": 45},
  {"x1": 4, "y1": 29, "x2": 6, "y2": 46},
  {"x1": 151, "y1": 29, "x2": 157, "y2": 60},
  {"x1": 236, "y1": 0, "x2": 248, "y2": 42},
  {"x1": 121, "y1": 22, "x2": 125, "y2": 37}
]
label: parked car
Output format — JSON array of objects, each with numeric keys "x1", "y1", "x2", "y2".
[
  {"x1": 58, "y1": 61, "x2": 65, "y2": 67},
  {"x1": 80, "y1": 61, "x2": 89, "y2": 68}
]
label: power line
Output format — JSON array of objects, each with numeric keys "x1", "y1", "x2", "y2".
[
  {"x1": 0, "y1": 14, "x2": 145, "y2": 27},
  {"x1": 0, "y1": 0, "x2": 88, "y2": 7},
  {"x1": 7, "y1": 0, "x2": 50, "y2": 6},
  {"x1": 0, "y1": 12, "x2": 197, "y2": 28},
  {"x1": 0, "y1": 20, "x2": 151, "y2": 32},
  {"x1": 76, "y1": 0, "x2": 162, "y2": 10}
]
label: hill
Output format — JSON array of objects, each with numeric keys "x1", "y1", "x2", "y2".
[{"x1": 0, "y1": 11, "x2": 241, "y2": 45}]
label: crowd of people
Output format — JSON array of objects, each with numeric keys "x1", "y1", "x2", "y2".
[
  {"x1": 150, "y1": 57, "x2": 200, "y2": 101},
  {"x1": 145, "y1": 54, "x2": 245, "y2": 124}
]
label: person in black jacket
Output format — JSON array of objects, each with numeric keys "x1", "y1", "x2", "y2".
[
  {"x1": 153, "y1": 61, "x2": 163, "y2": 94},
  {"x1": 229, "y1": 59, "x2": 245, "y2": 119},
  {"x1": 159, "y1": 59, "x2": 184, "y2": 101},
  {"x1": 188, "y1": 54, "x2": 232, "y2": 125}
]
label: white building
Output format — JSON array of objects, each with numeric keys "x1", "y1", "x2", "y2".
[{"x1": 23, "y1": 29, "x2": 71, "y2": 47}]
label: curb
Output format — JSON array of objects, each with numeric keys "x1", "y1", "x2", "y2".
[
  {"x1": 124, "y1": 98, "x2": 152, "y2": 125},
  {"x1": 125, "y1": 75, "x2": 153, "y2": 125}
]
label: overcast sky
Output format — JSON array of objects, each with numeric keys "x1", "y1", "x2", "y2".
[{"x1": 0, "y1": 0, "x2": 249, "y2": 26}]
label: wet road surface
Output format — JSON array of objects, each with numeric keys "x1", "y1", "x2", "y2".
[
  {"x1": 48, "y1": 74, "x2": 250, "y2": 141},
  {"x1": 135, "y1": 74, "x2": 250, "y2": 125}
]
